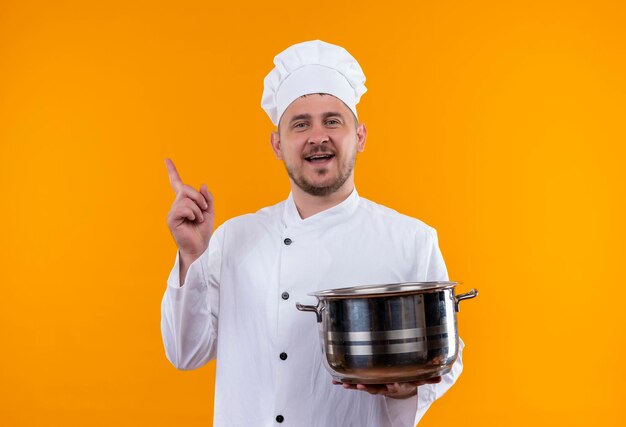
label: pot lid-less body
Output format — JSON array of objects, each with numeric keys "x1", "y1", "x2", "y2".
[{"x1": 296, "y1": 282, "x2": 478, "y2": 384}]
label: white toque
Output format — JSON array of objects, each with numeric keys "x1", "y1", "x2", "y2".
[{"x1": 261, "y1": 40, "x2": 367, "y2": 126}]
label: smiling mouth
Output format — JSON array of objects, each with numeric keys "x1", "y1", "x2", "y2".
[{"x1": 305, "y1": 154, "x2": 335, "y2": 163}]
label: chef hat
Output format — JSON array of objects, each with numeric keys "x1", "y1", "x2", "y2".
[{"x1": 261, "y1": 40, "x2": 367, "y2": 126}]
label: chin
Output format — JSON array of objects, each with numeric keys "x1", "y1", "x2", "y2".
[{"x1": 307, "y1": 177, "x2": 337, "y2": 189}]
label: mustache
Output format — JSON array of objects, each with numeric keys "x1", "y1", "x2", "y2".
[{"x1": 303, "y1": 146, "x2": 335, "y2": 157}]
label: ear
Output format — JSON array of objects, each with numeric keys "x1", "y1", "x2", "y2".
[
  {"x1": 270, "y1": 131, "x2": 283, "y2": 160},
  {"x1": 356, "y1": 123, "x2": 367, "y2": 153}
]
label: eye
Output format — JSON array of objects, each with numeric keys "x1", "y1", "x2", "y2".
[
  {"x1": 325, "y1": 119, "x2": 341, "y2": 126},
  {"x1": 293, "y1": 122, "x2": 308, "y2": 130}
]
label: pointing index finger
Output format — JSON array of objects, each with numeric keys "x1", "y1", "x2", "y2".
[{"x1": 165, "y1": 158, "x2": 183, "y2": 194}]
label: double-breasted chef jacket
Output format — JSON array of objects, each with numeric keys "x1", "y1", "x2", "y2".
[{"x1": 161, "y1": 189, "x2": 463, "y2": 427}]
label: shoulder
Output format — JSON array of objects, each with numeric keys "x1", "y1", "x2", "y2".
[
  {"x1": 356, "y1": 197, "x2": 438, "y2": 239},
  {"x1": 216, "y1": 199, "x2": 286, "y2": 235}
]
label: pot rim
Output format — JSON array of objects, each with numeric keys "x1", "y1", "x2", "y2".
[{"x1": 308, "y1": 281, "x2": 460, "y2": 298}]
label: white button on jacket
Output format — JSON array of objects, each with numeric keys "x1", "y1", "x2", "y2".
[{"x1": 161, "y1": 190, "x2": 463, "y2": 427}]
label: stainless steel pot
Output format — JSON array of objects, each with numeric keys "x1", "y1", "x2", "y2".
[{"x1": 296, "y1": 281, "x2": 477, "y2": 384}]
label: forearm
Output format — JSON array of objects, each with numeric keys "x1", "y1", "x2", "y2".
[{"x1": 161, "y1": 249, "x2": 218, "y2": 369}]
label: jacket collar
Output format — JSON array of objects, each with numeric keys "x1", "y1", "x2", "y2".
[{"x1": 282, "y1": 188, "x2": 360, "y2": 230}]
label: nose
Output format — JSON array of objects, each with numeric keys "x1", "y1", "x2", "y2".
[{"x1": 307, "y1": 123, "x2": 329, "y2": 144}]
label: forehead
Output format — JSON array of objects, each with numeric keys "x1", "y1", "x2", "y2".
[{"x1": 281, "y1": 94, "x2": 352, "y2": 122}]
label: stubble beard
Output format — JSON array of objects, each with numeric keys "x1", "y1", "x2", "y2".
[{"x1": 285, "y1": 151, "x2": 356, "y2": 197}]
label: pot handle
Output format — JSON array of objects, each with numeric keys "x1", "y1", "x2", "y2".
[
  {"x1": 455, "y1": 289, "x2": 478, "y2": 312},
  {"x1": 296, "y1": 300, "x2": 324, "y2": 323}
]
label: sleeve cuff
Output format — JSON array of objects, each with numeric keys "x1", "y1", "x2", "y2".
[{"x1": 166, "y1": 248, "x2": 210, "y2": 289}]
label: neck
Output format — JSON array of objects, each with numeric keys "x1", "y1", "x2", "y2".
[{"x1": 291, "y1": 180, "x2": 355, "y2": 219}]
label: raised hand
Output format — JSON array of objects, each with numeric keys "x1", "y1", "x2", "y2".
[{"x1": 165, "y1": 158, "x2": 214, "y2": 266}]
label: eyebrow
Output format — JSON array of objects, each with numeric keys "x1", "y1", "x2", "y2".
[{"x1": 288, "y1": 112, "x2": 346, "y2": 125}]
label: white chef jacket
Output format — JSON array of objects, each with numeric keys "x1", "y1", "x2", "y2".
[{"x1": 161, "y1": 189, "x2": 463, "y2": 427}]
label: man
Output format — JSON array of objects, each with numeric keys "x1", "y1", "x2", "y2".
[{"x1": 161, "y1": 40, "x2": 463, "y2": 426}]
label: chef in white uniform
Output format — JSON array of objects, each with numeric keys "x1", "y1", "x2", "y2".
[{"x1": 161, "y1": 40, "x2": 464, "y2": 427}]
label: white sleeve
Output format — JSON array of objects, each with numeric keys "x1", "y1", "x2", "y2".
[
  {"x1": 160, "y1": 227, "x2": 223, "y2": 370},
  {"x1": 414, "y1": 227, "x2": 464, "y2": 424},
  {"x1": 414, "y1": 339, "x2": 464, "y2": 424},
  {"x1": 382, "y1": 339, "x2": 464, "y2": 427}
]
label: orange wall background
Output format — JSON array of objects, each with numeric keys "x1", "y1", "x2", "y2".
[{"x1": 1, "y1": 1, "x2": 625, "y2": 426}]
